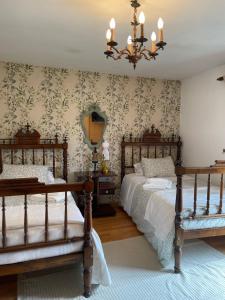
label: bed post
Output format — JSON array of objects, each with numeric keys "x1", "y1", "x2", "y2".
[
  {"x1": 0, "y1": 149, "x2": 2, "y2": 174},
  {"x1": 174, "y1": 167, "x2": 184, "y2": 273},
  {"x1": 121, "y1": 135, "x2": 125, "y2": 183},
  {"x1": 175, "y1": 136, "x2": 182, "y2": 167},
  {"x1": 63, "y1": 137, "x2": 68, "y2": 182},
  {"x1": 83, "y1": 178, "x2": 93, "y2": 298}
]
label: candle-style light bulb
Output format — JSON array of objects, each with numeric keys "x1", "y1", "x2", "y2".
[
  {"x1": 106, "y1": 29, "x2": 111, "y2": 42},
  {"x1": 157, "y1": 17, "x2": 164, "y2": 41},
  {"x1": 139, "y1": 11, "x2": 145, "y2": 38},
  {"x1": 157, "y1": 18, "x2": 164, "y2": 29},
  {"x1": 109, "y1": 18, "x2": 116, "y2": 41},
  {"x1": 151, "y1": 31, "x2": 157, "y2": 52},
  {"x1": 139, "y1": 11, "x2": 145, "y2": 24},
  {"x1": 110, "y1": 18, "x2": 116, "y2": 29},
  {"x1": 127, "y1": 35, "x2": 132, "y2": 45},
  {"x1": 127, "y1": 35, "x2": 133, "y2": 55},
  {"x1": 151, "y1": 32, "x2": 157, "y2": 42}
]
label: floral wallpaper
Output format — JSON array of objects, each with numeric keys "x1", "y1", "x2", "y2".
[{"x1": 0, "y1": 61, "x2": 181, "y2": 188}]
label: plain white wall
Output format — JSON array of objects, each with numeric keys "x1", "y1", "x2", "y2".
[{"x1": 180, "y1": 64, "x2": 225, "y2": 167}]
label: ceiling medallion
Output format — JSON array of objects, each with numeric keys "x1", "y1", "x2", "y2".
[{"x1": 104, "y1": 0, "x2": 167, "y2": 69}]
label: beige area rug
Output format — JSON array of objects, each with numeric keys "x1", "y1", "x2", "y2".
[{"x1": 18, "y1": 236, "x2": 225, "y2": 300}]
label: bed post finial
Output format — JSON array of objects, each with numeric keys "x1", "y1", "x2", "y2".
[
  {"x1": 129, "y1": 133, "x2": 133, "y2": 142},
  {"x1": 151, "y1": 124, "x2": 155, "y2": 133},
  {"x1": 63, "y1": 136, "x2": 68, "y2": 144},
  {"x1": 122, "y1": 135, "x2": 125, "y2": 142},
  {"x1": 25, "y1": 123, "x2": 31, "y2": 132},
  {"x1": 55, "y1": 133, "x2": 59, "y2": 144}
]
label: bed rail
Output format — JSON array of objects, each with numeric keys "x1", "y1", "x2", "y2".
[
  {"x1": 174, "y1": 164, "x2": 225, "y2": 273},
  {"x1": 0, "y1": 177, "x2": 93, "y2": 254}
]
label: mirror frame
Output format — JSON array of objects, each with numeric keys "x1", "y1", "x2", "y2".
[{"x1": 80, "y1": 104, "x2": 108, "y2": 150}]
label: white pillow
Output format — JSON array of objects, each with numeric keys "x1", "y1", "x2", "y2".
[
  {"x1": 47, "y1": 170, "x2": 55, "y2": 184},
  {"x1": 1, "y1": 164, "x2": 49, "y2": 184},
  {"x1": 134, "y1": 162, "x2": 144, "y2": 176},
  {"x1": 142, "y1": 156, "x2": 175, "y2": 178}
]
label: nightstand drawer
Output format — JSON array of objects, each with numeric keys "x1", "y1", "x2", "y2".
[
  {"x1": 99, "y1": 182, "x2": 115, "y2": 189},
  {"x1": 99, "y1": 188, "x2": 115, "y2": 195},
  {"x1": 98, "y1": 177, "x2": 114, "y2": 183}
]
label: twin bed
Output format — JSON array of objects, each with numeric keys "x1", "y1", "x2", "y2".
[
  {"x1": 120, "y1": 125, "x2": 225, "y2": 272},
  {"x1": 0, "y1": 125, "x2": 111, "y2": 298},
  {"x1": 2, "y1": 123, "x2": 225, "y2": 297}
]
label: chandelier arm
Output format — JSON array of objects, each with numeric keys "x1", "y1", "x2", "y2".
[
  {"x1": 140, "y1": 47, "x2": 149, "y2": 54},
  {"x1": 110, "y1": 49, "x2": 130, "y2": 60},
  {"x1": 137, "y1": 43, "x2": 142, "y2": 52},
  {"x1": 140, "y1": 52, "x2": 152, "y2": 61},
  {"x1": 111, "y1": 55, "x2": 122, "y2": 61},
  {"x1": 112, "y1": 46, "x2": 121, "y2": 54}
]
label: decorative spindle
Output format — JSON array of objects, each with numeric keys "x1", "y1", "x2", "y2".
[
  {"x1": 219, "y1": 174, "x2": 224, "y2": 214},
  {"x1": 45, "y1": 193, "x2": 49, "y2": 242},
  {"x1": 24, "y1": 195, "x2": 28, "y2": 244},
  {"x1": 193, "y1": 174, "x2": 197, "y2": 218},
  {"x1": 64, "y1": 192, "x2": 68, "y2": 240},
  {"x1": 52, "y1": 149, "x2": 56, "y2": 178},
  {"x1": 2, "y1": 197, "x2": 6, "y2": 248},
  {"x1": 206, "y1": 174, "x2": 211, "y2": 215}
]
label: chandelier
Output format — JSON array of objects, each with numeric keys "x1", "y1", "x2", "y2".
[{"x1": 104, "y1": 0, "x2": 167, "y2": 69}]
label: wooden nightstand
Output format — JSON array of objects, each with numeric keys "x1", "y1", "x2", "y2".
[{"x1": 71, "y1": 171, "x2": 116, "y2": 218}]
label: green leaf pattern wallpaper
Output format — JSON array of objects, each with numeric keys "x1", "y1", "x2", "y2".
[{"x1": 0, "y1": 61, "x2": 181, "y2": 186}]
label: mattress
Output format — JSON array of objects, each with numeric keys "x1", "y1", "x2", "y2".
[
  {"x1": 0, "y1": 189, "x2": 84, "y2": 260},
  {"x1": 0, "y1": 179, "x2": 112, "y2": 286}
]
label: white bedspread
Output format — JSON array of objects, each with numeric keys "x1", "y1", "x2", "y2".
[
  {"x1": 120, "y1": 173, "x2": 225, "y2": 267},
  {"x1": 120, "y1": 174, "x2": 146, "y2": 215},
  {"x1": 0, "y1": 192, "x2": 111, "y2": 286}
]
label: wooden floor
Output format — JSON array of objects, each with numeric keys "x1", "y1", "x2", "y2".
[{"x1": 1, "y1": 206, "x2": 225, "y2": 299}]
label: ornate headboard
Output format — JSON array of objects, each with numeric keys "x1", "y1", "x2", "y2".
[
  {"x1": 0, "y1": 124, "x2": 68, "y2": 181},
  {"x1": 121, "y1": 125, "x2": 182, "y2": 182}
]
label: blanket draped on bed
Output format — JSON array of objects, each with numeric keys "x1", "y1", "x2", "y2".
[
  {"x1": 121, "y1": 174, "x2": 225, "y2": 267},
  {"x1": 0, "y1": 193, "x2": 111, "y2": 286}
]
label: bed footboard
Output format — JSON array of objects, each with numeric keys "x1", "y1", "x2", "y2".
[
  {"x1": 174, "y1": 164, "x2": 225, "y2": 273},
  {"x1": 0, "y1": 177, "x2": 94, "y2": 297}
]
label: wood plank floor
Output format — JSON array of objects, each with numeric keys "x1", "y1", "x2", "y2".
[{"x1": 1, "y1": 205, "x2": 225, "y2": 299}]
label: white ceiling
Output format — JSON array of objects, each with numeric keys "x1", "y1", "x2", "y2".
[{"x1": 0, "y1": 0, "x2": 225, "y2": 80}]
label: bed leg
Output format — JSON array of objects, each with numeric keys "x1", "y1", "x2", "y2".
[
  {"x1": 174, "y1": 230, "x2": 183, "y2": 273},
  {"x1": 83, "y1": 182, "x2": 94, "y2": 298},
  {"x1": 83, "y1": 243, "x2": 93, "y2": 298}
]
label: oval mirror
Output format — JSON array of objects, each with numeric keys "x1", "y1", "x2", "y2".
[{"x1": 80, "y1": 104, "x2": 108, "y2": 150}]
